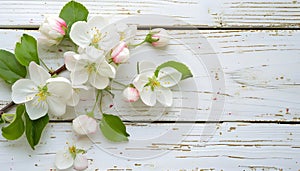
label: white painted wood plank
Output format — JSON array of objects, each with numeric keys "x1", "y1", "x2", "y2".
[
  {"x1": 0, "y1": 122, "x2": 299, "y2": 170},
  {"x1": 0, "y1": 29, "x2": 299, "y2": 121},
  {"x1": 0, "y1": 0, "x2": 299, "y2": 28}
]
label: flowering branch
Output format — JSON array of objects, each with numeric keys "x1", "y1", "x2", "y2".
[{"x1": 0, "y1": 64, "x2": 67, "y2": 116}]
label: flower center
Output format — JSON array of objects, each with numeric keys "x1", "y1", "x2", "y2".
[
  {"x1": 85, "y1": 63, "x2": 96, "y2": 74},
  {"x1": 69, "y1": 146, "x2": 76, "y2": 154},
  {"x1": 91, "y1": 28, "x2": 102, "y2": 46},
  {"x1": 147, "y1": 76, "x2": 160, "y2": 91},
  {"x1": 68, "y1": 145, "x2": 77, "y2": 159},
  {"x1": 36, "y1": 85, "x2": 50, "y2": 102}
]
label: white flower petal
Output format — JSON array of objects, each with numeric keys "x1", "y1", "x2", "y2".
[
  {"x1": 73, "y1": 115, "x2": 97, "y2": 135},
  {"x1": 123, "y1": 25, "x2": 137, "y2": 43},
  {"x1": 12, "y1": 79, "x2": 38, "y2": 103},
  {"x1": 47, "y1": 96, "x2": 67, "y2": 117},
  {"x1": 70, "y1": 21, "x2": 91, "y2": 48},
  {"x1": 98, "y1": 25, "x2": 120, "y2": 51},
  {"x1": 155, "y1": 87, "x2": 173, "y2": 106},
  {"x1": 97, "y1": 60, "x2": 116, "y2": 78},
  {"x1": 158, "y1": 67, "x2": 182, "y2": 88},
  {"x1": 133, "y1": 72, "x2": 151, "y2": 92},
  {"x1": 89, "y1": 72, "x2": 109, "y2": 89},
  {"x1": 47, "y1": 77, "x2": 72, "y2": 100},
  {"x1": 139, "y1": 61, "x2": 156, "y2": 74},
  {"x1": 64, "y1": 52, "x2": 85, "y2": 71},
  {"x1": 70, "y1": 69, "x2": 89, "y2": 86},
  {"x1": 25, "y1": 97, "x2": 48, "y2": 120},
  {"x1": 74, "y1": 154, "x2": 88, "y2": 171},
  {"x1": 29, "y1": 62, "x2": 50, "y2": 85},
  {"x1": 67, "y1": 89, "x2": 80, "y2": 107},
  {"x1": 87, "y1": 16, "x2": 108, "y2": 31},
  {"x1": 55, "y1": 150, "x2": 74, "y2": 170},
  {"x1": 85, "y1": 46, "x2": 105, "y2": 62},
  {"x1": 140, "y1": 86, "x2": 156, "y2": 106}
]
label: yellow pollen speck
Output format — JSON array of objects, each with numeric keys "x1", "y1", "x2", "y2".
[{"x1": 91, "y1": 29, "x2": 102, "y2": 44}]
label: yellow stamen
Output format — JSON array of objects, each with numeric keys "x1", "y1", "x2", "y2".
[{"x1": 36, "y1": 85, "x2": 50, "y2": 102}]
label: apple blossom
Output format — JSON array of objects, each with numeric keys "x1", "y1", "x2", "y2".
[
  {"x1": 111, "y1": 41, "x2": 130, "y2": 64},
  {"x1": 11, "y1": 62, "x2": 72, "y2": 120},
  {"x1": 133, "y1": 62, "x2": 181, "y2": 106},
  {"x1": 115, "y1": 23, "x2": 137, "y2": 43},
  {"x1": 70, "y1": 16, "x2": 119, "y2": 52},
  {"x1": 64, "y1": 46, "x2": 116, "y2": 89},
  {"x1": 146, "y1": 28, "x2": 170, "y2": 47},
  {"x1": 123, "y1": 87, "x2": 140, "y2": 102},
  {"x1": 73, "y1": 115, "x2": 98, "y2": 135},
  {"x1": 38, "y1": 16, "x2": 67, "y2": 46},
  {"x1": 55, "y1": 145, "x2": 88, "y2": 171}
]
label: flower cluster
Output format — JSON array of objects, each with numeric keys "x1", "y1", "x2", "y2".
[{"x1": 0, "y1": 1, "x2": 193, "y2": 170}]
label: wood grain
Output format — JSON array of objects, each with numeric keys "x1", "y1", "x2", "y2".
[
  {"x1": 0, "y1": 29, "x2": 299, "y2": 122},
  {"x1": 0, "y1": 0, "x2": 299, "y2": 28},
  {"x1": 0, "y1": 122, "x2": 299, "y2": 170}
]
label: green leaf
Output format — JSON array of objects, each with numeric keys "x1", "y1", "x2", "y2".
[
  {"x1": 154, "y1": 61, "x2": 193, "y2": 80},
  {"x1": 15, "y1": 34, "x2": 39, "y2": 66},
  {"x1": 59, "y1": 1, "x2": 89, "y2": 36},
  {"x1": 100, "y1": 114, "x2": 129, "y2": 142},
  {"x1": 0, "y1": 50, "x2": 27, "y2": 84},
  {"x1": 25, "y1": 113, "x2": 49, "y2": 150},
  {"x1": 1, "y1": 105, "x2": 25, "y2": 140}
]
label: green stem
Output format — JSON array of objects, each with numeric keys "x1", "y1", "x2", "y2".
[
  {"x1": 113, "y1": 80, "x2": 127, "y2": 87},
  {"x1": 104, "y1": 88, "x2": 115, "y2": 98},
  {"x1": 129, "y1": 40, "x2": 146, "y2": 47},
  {"x1": 40, "y1": 58, "x2": 51, "y2": 72},
  {"x1": 99, "y1": 90, "x2": 103, "y2": 114}
]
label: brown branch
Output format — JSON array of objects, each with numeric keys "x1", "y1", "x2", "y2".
[
  {"x1": 0, "y1": 64, "x2": 67, "y2": 116},
  {"x1": 50, "y1": 64, "x2": 66, "y2": 76}
]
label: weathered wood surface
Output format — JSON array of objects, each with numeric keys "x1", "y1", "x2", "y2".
[
  {"x1": 1, "y1": 0, "x2": 300, "y2": 170},
  {"x1": 0, "y1": 122, "x2": 299, "y2": 170},
  {"x1": 0, "y1": 29, "x2": 299, "y2": 122},
  {"x1": 0, "y1": 0, "x2": 300, "y2": 28}
]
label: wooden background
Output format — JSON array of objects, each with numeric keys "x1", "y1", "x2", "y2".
[{"x1": 0, "y1": 0, "x2": 300, "y2": 170}]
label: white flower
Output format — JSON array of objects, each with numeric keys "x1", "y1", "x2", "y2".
[
  {"x1": 70, "y1": 16, "x2": 119, "y2": 52},
  {"x1": 64, "y1": 46, "x2": 116, "y2": 89},
  {"x1": 147, "y1": 28, "x2": 170, "y2": 47},
  {"x1": 133, "y1": 62, "x2": 181, "y2": 106},
  {"x1": 111, "y1": 41, "x2": 130, "y2": 64},
  {"x1": 11, "y1": 62, "x2": 72, "y2": 120},
  {"x1": 115, "y1": 23, "x2": 137, "y2": 43},
  {"x1": 123, "y1": 87, "x2": 140, "y2": 102},
  {"x1": 73, "y1": 115, "x2": 97, "y2": 135},
  {"x1": 55, "y1": 145, "x2": 88, "y2": 171},
  {"x1": 38, "y1": 16, "x2": 67, "y2": 46}
]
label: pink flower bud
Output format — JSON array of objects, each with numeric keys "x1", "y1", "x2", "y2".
[
  {"x1": 150, "y1": 28, "x2": 169, "y2": 47},
  {"x1": 72, "y1": 115, "x2": 97, "y2": 135},
  {"x1": 38, "y1": 16, "x2": 67, "y2": 46},
  {"x1": 111, "y1": 42, "x2": 130, "y2": 64},
  {"x1": 74, "y1": 154, "x2": 88, "y2": 171},
  {"x1": 123, "y1": 87, "x2": 140, "y2": 102}
]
